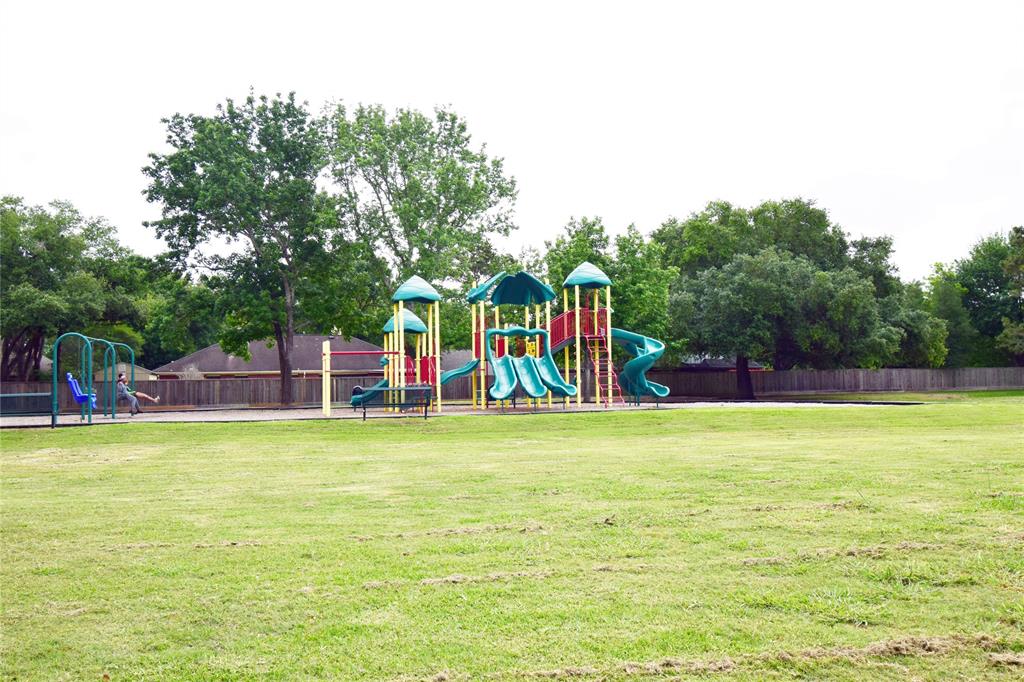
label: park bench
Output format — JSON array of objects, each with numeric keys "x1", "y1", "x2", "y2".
[{"x1": 351, "y1": 385, "x2": 432, "y2": 421}]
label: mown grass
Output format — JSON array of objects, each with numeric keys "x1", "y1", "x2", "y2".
[{"x1": 2, "y1": 397, "x2": 1022, "y2": 680}]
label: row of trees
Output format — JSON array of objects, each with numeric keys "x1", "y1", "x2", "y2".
[{"x1": 2, "y1": 92, "x2": 1021, "y2": 400}]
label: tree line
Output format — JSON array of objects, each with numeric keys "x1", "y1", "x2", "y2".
[{"x1": 2, "y1": 92, "x2": 1021, "y2": 401}]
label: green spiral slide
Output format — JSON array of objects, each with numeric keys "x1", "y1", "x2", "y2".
[{"x1": 611, "y1": 327, "x2": 670, "y2": 400}]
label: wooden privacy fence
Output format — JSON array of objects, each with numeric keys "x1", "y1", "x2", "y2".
[
  {"x1": 2, "y1": 367, "x2": 1021, "y2": 413},
  {"x1": 647, "y1": 367, "x2": 1024, "y2": 397},
  {"x1": 3, "y1": 375, "x2": 475, "y2": 413}
]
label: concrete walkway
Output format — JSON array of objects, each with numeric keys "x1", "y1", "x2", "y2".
[{"x1": 0, "y1": 400, "x2": 887, "y2": 428}]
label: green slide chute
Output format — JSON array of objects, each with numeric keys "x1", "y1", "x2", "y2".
[
  {"x1": 440, "y1": 358, "x2": 479, "y2": 385},
  {"x1": 511, "y1": 355, "x2": 548, "y2": 398},
  {"x1": 611, "y1": 328, "x2": 670, "y2": 400},
  {"x1": 535, "y1": 351, "x2": 577, "y2": 397},
  {"x1": 488, "y1": 354, "x2": 518, "y2": 400},
  {"x1": 350, "y1": 378, "x2": 389, "y2": 406}
]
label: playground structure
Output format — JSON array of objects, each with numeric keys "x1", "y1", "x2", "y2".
[
  {"x1": 321, "y1": 262, "x2": 669, "y2": 415},
  {"x1": 49, "y1": 332, "x2": 137, "y2": 426},
  {"x1": 321, "y1": 276, "x2": 480, "y2": 416}
]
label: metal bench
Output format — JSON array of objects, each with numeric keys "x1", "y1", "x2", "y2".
[{"x1": 352, "y1": 385, "x2": 432, "y2": 421}]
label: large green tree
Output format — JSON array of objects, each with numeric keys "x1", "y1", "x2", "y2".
[
  {"x1": 926, "y1": 265, "x2": 980, "y2": 367},
  {"x1": 138, "y1": 267, "x2": 222, "y2": 369},
  {"x1": 327, "y1": 104, "x2": 517, "y2": 284},
  {"x1": 662, "y1": 198, "x2": 946, "y2": 375},
  {"x1": 926, "y1": 231, "x2": 1022, "y2": 366},
  {"x1": 652, "y1": 201, "x2": 753, "y2": 276},
  {"x1": 143, "y1": 92, "x2": 332, "y2": 404},
  {"x1": 0, "y1": 197, "x2": 138, "y2": 381},
  {"x1": 995, "y1": 226, "x2": 1024, "y2": 363},
  {"x1": 956, "y1": 235, "x2": 1015, "y2": 337},
  {"x1": 675, "y1": 249, "x2": 905, "y2": 398},
  {"x1": 542, "y1": 217, "x2": 612, "y2": 296},
  {"x1": 607, "y1": 226, "x2": 678, "y2": 351}
]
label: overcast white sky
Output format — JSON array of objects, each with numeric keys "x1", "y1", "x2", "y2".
[{"x1": 1, "y1": 1, "x2": 1022, "y2": 280}]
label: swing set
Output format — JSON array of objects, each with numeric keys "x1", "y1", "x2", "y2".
[{"x1": 50, "y1": 332, "x2": 136, "y2": 427}]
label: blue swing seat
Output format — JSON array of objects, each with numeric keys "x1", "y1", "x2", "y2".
[{"x1": 66, "y1": 372, "x2": 97, "y2": 409}]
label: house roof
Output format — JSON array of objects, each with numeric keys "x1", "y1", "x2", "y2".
[{"x1": 153, "y1": 335, "x2": 385, "y2": 374}]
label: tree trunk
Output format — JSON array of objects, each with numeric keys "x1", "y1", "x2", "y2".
[
  {"x1": 274, "y1": 277, "x2": 298, "y2": 406},
  {"x1": 273, "y1": 321, "x2": 293, "y2": 405},
  {"x1": 2, "y1": 328, "x2": 45, "y2": 381},
  {"x1": 736, "y1": 355, "x2": 755, "y2": 400}
]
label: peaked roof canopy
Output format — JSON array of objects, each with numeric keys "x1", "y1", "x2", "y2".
[
  {"x1": 490, "y1": 271, "x2": 557, "y2": 305},
  {"x1": 392, "y1": 275, "x2": 441, "y2": 304},
  {"x1": 466, "y1": 271, "x2": 508, "y2": 304},
  {"x1": 563, "y1": 261, "x2": 612, "y2": 289},
  {"x1": 383, "y1": 308, "x2": 428, "y2": 334}
]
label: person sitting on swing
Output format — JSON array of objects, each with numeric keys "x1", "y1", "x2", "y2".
[{"x1": 117, "y1": 373, "x2": 160, "y2": 415}]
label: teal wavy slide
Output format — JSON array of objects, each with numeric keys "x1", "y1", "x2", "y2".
[
  {"x1": 611, "y1": 328, "x2": 670, "y2": 399},
  {"x1": 535, "y1": 351, "x2": 577, "y2": 397},
  {"x1": 440, "y1": 358, "x2": 479, "y2": 385},
  {"x1": 350, "y1": 378, "x2": 389, "y2": 406},
  {"x1": 511, "y1": 355, "x2": 548, "y2": 398},
  {"x1": 488, "y1": 354, "x2": 518, "y2": 400}
]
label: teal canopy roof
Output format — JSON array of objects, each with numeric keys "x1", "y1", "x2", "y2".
[
  {"x1": 466, "y1": 271, "x2": 507, "y2": 304},
  {"x1": 382, "y1": 308, "x2": 427, "y2": 334},
  {"x1": 392, "y1": 275, "x2": 441, "y2": 303},
  {"x1": 563, "y1": 261, "x2": 612, "y2": 289},
  {"x1": 490, "y1": 271, "x2": 556, "y2": 305}
]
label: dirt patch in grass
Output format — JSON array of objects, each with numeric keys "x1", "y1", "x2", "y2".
[
  {"x1": 107, "y1": 541, "x2": 174, "y2": 550},
  {"x1": 192, "y1": 540, "x2": 262, "y2": 548},
  {"x1": 747, "y1": 504, "x2": 785, "y2": 512},
  {"x1": 988, "y1": 652, "x2": 1024, "y2": 666},
  {"x1": 513, "y1": 634, "x2": 1005, "y2": 679},
  {"x1": 354, "y1": 522, "x2": 544, "y2": 542},
  {"x1": 804, "y1": 541, "x2": 944, "y2": 560},
  {"x1": 420, "y1": 570, "x2": 553, "y2": 586},
  {"x1": 593, "y1": 564, "x2": 652, "y2": 573},
  {"x1": 745, "y1": 500, "x2": 868, "y2": 513},
  {"x1": 363, "y1": 570, "x2": 553, "y2": 590}
]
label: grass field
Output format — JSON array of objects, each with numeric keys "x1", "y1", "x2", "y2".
[{"x1": 2, "y1": 395, "x2": 1023, "y2": 680}]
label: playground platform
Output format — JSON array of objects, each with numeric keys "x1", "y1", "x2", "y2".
[{"x1": 0, "y1": 400, "x2": 886, "y2": 428}]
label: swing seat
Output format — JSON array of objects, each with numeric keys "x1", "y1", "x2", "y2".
[{"x1": 66, "y1": 372, "x2": 97, "y2": 408}]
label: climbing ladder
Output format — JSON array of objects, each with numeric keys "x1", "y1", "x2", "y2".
[{"x1": 585, "y1": 335, "x2": 625, "y2": 406}]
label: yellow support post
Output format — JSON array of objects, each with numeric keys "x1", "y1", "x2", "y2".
[
  {"x1": 426, "y1": 302, "x2": 433, "y2": 410},
  {"x1": 574, "y1": 285, "x2": 582, "y2": 406},
  {"x1": 415, "y1": 331, "x2": 422, "y2": 384},
  {"x1": 562, "y1": 287, "x2": 569, "y2": 408},
  {"x1": 322, "y1": 339, "x2": 331, "y2": 417},
  {"x1": 398, "y1": 301, "x2": 406, "y2": 407},
  {"x1": 543, "y1": 290, "x2": 552, "y2": 408},
  {"x1": 470, "y1": 300, "x2": 477, "y2": 409},
  {"x1": 524, "y1": 305, "x2": 531, "y2": 407},
  {"x1": 605, "y1": 285, "x2": 613, "y2": 408},
  {"x1": 479, "y1": 299, "x2": 486, "y2": 409},
  {"x1": 434, "y1": 300, "x2": 442, "y2": 412},
  {"x1": 383, "y1": 333, "x2": 391, "y2": 411},
  {"x1": 593, "y1": 290, "x2": 600, "y2": 405}
]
